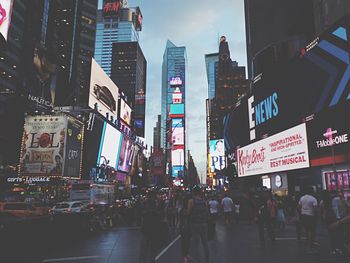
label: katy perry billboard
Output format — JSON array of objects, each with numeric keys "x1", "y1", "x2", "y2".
[{"x1": 237, "y1": 123, "x2": 310, "y2": 177}]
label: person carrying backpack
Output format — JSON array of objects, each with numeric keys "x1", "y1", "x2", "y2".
[{"x1": 187, "y1": 186, "x2": 210, "y2": 263}]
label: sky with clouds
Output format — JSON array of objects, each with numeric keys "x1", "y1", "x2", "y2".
[{"x1": 118, "y1": 0, "x2": 247, "y2": 182}]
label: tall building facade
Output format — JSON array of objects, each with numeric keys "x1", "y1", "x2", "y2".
[
  {"x1": 111, "y1": 41, "x2": 146, "y2": 137},
  {"x1": 161, "y1": 40, "x2": 187, "y2": 182},
  {"x1": 204, "y1": 53, "x2": 218, "y2": 100},
  {"x1": 153, "y1": 114, "x2": 162, "y2": 150},
  {"x1": 0, "y1": 0, "x2": 98, "y2": 167},
  {"x1": 244, "y1": 0, "x2": 316, "y2": 80},
  {"x1": 94, "y1": 1, "x2": 142, "y2": 76}
]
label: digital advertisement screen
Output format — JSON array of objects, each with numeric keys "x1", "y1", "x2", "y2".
[
  {"x1": 172, "y1": 127, "x2": 184, "y2": 145},
  {"x1": 170, "y1": 104, "x2": 184, "y2": 115},
  {"x1": 209, "y1": 139, "x2": 226, "y2": 172},
  {"x1": 169, "y1": 77, "x2": 182, "y2": 86},
  {"x1": 120, "y1": 99, "x2": 132, "y2": 126},
  {"x1": 0, "y1": 0, "x2": 13, "y2": 42},
  {"x1": 116, "y1": 171, "x2": 127, "y2": 183},
  {"x1": 172, "y1": 118, "x2": 183, "y2": 128},
  {"x1": 89, "y1": 59, "x2": 119, "y2": 120},
  {"x1": 118, "y1": 136, "x2": 132, "y2": 173},
  {"x1": 171, "y1": 148, "x2": 184, "y2": 166},
  {"x1": 172, "y1": 165, "x2": 184, "y2": 177},
  {"x1": 97, "y1": 122, "x2": 122, "y2": 169}
]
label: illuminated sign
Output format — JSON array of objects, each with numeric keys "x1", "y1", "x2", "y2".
[
  {"x1": 170, "y1": 104, "x2": 184, "y2": 115},
  {"x1": 172, "y1": 166, "x2": 183, "y2": 177},
  {"x1": 209, "y1": 139, "x2": 226, "y2": 172},
  {"x1": 103, "y1": 0, "x2": 122, "y2": 17},
  {"x1": 89, "y1": 59, "x2": 119, "y2": 120},
  {"x1": 248, "y1": 92, "x2": 279, "y2": 140},
  {"x1": 171, "y1": 148, "x2": 184, "y2": 166},
  {"x1": 316, "y1": 128, "x2": 348, "y2": 148},
  {"x1": 172, "y1": 127, "x2": 184, "y2": 145},
  {"x1": 0, "y1": 0, "x2": 13, "y2": 42},
  {"x1": 172, "y1": 118, "x2": 183, "y2": 128},
  {"x1": 120, "y1": 99, "x2": 132, "y2": 126},
  {"x1": 172, "y1": 88, "x2": 182, "y2": 103},
  {"x1": 237, "y1": 123, "x2": 309, "y2": 177},
  {"x1": 170, "y1": 77, "x2": 182, "y2": 86}
]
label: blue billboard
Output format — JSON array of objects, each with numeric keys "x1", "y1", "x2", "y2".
[{"x1": 170, "y1": 104, "x2": 184, "y2": 115}]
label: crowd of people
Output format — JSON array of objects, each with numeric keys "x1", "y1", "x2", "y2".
[{"x1": 137, "y1": 186, "x2": 350, "y2": 263}]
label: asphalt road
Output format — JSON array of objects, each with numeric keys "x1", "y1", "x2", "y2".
[{"x1": 1, "y1": 220, "x2": 349, "y2": 263}]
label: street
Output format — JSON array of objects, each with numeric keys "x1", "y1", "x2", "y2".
[{"x1": 3, "y1": 219, "x2": 347, "y2": 263}]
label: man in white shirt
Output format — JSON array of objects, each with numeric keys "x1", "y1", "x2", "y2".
[
  {"x1": 298, "y1": 187, "x2": 318, "y2": 248},
  {"x1": 221, "y1": 194, "x2": 234, "y2": 225},
  {"x1": 208, "y1": 196, "x2": 219, "y2": 238}
]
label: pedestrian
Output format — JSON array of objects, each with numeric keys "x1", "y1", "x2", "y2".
[
  {"x1": 298, "y1": 186, "x2": 318, "y2": 251},
  {"x1": 176, "y1": 194, "x2": 184, "y2": 227},
  {"x1": 234, "y1": 200, "x2": 240, "y2": 224},
  {"x1": 221, "y1": 193, "x2": 234, "y2": 225},
  {"x1": 208, "y1": 196, "x2": 219, "y2": 239},
  {"x1": 320, "y1": 191, "x2": 343, "y2": 255},
  {"x1": 256, "y1": 191, "x2": 275, "y2": 247},
  {"x1": 266, "y1": 193, "x2": 277, "y2": 228},
  {"x1": 188, "y1": 185, "x2": 210, "y2": 263},
  {"x1": 139, "y1": 194, "x2": 162, "y2": 263},
  {"x1": 276, "y1": 199, "x2": 286, "y2": 229},
  {"x1": 180, "y1": 194, "x2": 192, "y2": 263}
]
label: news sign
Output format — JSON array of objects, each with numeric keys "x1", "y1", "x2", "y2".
[
  {"x1": 237, "y1": 123, "x2": 310, "y2": 177},
  {"x1": 0, "y1": 0, "x2": 13, "y2": 42},
  {"x1": 19, "y1": 116, "x2": 67, "y2": 177}
]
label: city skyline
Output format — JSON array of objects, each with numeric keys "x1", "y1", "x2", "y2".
[{"x1": 122, "y1": 0, "x2": 247, "y2": 182}]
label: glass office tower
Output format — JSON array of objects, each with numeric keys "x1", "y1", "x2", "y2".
[{"x1": 161, "y1": 40, "x2": 187, "y2": 181}]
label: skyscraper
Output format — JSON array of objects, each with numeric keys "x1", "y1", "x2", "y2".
[
  {"x1": 111, "y1": 41, "x2": 146, "y2": 137},
  {"x1": 94, "y1": 1, "x2": 142, "y2": 76},
  {"x1": 161, "y1": 40, "x2": 187, "y2": 181},
  {"x1": 204, "y1": 53, "x2": 218, "y2": 100}
]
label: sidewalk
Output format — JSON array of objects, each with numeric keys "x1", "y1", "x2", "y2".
[{"x1": 157, "y1": 219, "x2": 349, "y2": 263}]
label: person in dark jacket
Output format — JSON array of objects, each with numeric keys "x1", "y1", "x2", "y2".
[
  {"x1": 187, "y1": 186, "x2": 209, "y2": 263},
  {"x1": 139, "y1": 195, "x2": 162, "y2": 263}
]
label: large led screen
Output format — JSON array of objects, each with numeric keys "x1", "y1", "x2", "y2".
[
  {"x1": 120, "y1": 99, "x2": 132, "y2": 126},
  {"x1": 209, "y1": 139, "x2": 226, "y2": 172},
  {"x1": 171, "y1": 148, "x2": 184, "y2": 166},
  {"x1": 172, "y1": 118, "x2": 183, "y2": 128},
  {"x1": 118, "y1": 136, "x2": 132, "y2": 173},
  {"x1": 237, "y1": 123, "x2": 310, "y2": 177},
  {"x1": 97, "y1": 122, "x2": 122, "y2": 169},
  {"x1": 170, "y1": 104, "x2": 184, "y2": 115},
  {"x1": 172, "y1": 165, "x2": 184, "y2": 177},
  {"x1": 172, "y1": 127, "x2": 184, "y2": 145},
  {"x1": 0, "y1": 0, "x2": 13, "y2": 42},
  {"x1": 89, "y1": 59, "x2": 119, "y2": 120}
]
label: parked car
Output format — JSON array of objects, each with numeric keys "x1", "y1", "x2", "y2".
[
  {"x1": 50, "y1": 201, "x2": 87, "y2": 214},
  {"x1": 93, "y1": 84, "x2": 116, "y2": 112},
  {"x1": 0, "y1": 202, "x2": 41, "y2": 218}
]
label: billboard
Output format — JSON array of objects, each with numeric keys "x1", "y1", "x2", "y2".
[
  {"x1": 307, "y1": 102, "x2": 350, "y2": 166},
  {"x1": 120, "y1": 99, "x2": 132, "y2": 126},
  {"x1": 237, "y1": 123, "x2": 310, "y2": 177},
  {"x1": 172, "y1": 165, "x2": 183, "y2": 177},
  {"x1": 152, "y1": 149, "x2": 164, "y2": 176},
  {"x1": 118, "y1": 136, "x2": 132, "y2": 173},
  {"x1": 89, "y1": 59, "x2": 119, "y2": 120},
  {"x1": 97, "y1": 122, "x2": 122, "y2": 169},
  {"x1": 63, "y1": 118, "x2": 84, "y2": 178},
  {"x1": 171, "y1": 148, "x2": 184, "y2": 166},
  {"x1": 172, "y1": 118, "x2": 183, "y2": 128},
  {"x1": 0, "y1": 0, "x2": 13, "y2": 42},
  {"x1": 172, "y1": 127, "x2": 184, "y2": 145},
  {"x1": 170, "y1": 104, "x2": 184, "y2": 115},
  {"x1": 224, "y1": 16, "x2": 350, "y2": 152},
  {"x1": 172, "y1": 88, "x2": 182, "y2": 104},
  {"x1": 19, "y1": 116, "x2": 67, "y2": 177},
  {"x1": 325, "y1": 171, "x2": 350, "y2": 191},
  {"x1": 209, "y1": 139, "x2": 226, "y2": 172},
  {"x1": 170, "y1": 77, "x2": 182, "y2": 86}
]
